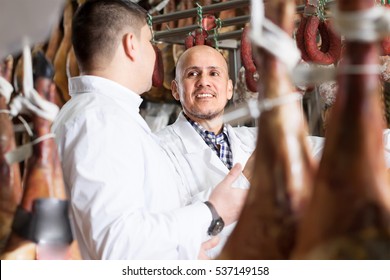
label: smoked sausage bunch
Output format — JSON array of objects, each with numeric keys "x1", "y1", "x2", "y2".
[
  {"x1": 184, "y1": 14, "x2": 217, "y2": 49},
  {"x1": 295, "y1": 1, "x2": 342, "y2": 65}
]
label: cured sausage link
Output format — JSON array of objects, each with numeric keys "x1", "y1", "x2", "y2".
[
  {"x1": 152, "y1": 45, "x2": 164, "y2": 88},
  {"x1": 296, "y1": 16, "x2": 311, "y2": 61},
  {"x1": 241, "y1": 26, "x2": 257, "y2": 73},
  {"x1": 304, "y1": 16, "x2": 341, "y2": 65},
  {"x1": 240, "y1": 26, "x2": 258, "y2": 92}
]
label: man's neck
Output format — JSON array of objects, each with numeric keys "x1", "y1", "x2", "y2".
[{"x1": 185, "y1": 113, "x2": 224, "y2": 134}]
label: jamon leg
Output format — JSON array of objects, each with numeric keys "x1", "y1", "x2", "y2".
[
  {"x1": 0, "y1": 58, "x2": 22, "y2": 253},
  {"x1": 292, "y1": 0, "x2": 390, "y2": 259},
  {"x1": 1, "y1": 51, "x2": 78, "y2": 260},
  {"x1": 219, "y1": 0, "x2": 315, "y2": 259}
]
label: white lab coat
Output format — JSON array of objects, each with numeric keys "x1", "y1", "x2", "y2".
[
  {"x1": 156, "y1": 112, "x2": 327, "y2": 258},
  {"x1": 52, "y1": 76, "x2": 211, "y2": 260},
  {"x1": 156, "y1": 112, "x2": 257, "y2": 257}
]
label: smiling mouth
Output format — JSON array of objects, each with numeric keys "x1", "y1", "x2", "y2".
[{"x1": 195, "y1": 93, "x2": 214, "y2": 98}]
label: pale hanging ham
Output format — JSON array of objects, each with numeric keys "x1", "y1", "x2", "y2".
[
  {"x1": 53, "y1": 0, "x2": 75, "y2": 105},
  {"x1": 0, "y1": 57, "x2": 22, "y2": 254},
  {"x1": 219, "y1": 0, "x2": 315, "y2": 259},
  {"x1": 292, "y1": 0, "x2": 390, "y2": 259}
]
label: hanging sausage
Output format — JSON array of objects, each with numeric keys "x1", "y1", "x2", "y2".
[
  {"x1": 240, "y1": 25, "x2": 258, "y2": 92},
  {"x1": 295, "y1": 1, "x2": 342, "y2": 65}
]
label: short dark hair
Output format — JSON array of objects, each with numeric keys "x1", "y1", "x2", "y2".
[{"x1": 72, "y1": 0, "x2": 147, "y2": 71}]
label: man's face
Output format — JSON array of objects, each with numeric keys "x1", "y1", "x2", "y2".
[
  {"x1": 172, "y1": 46, "x2": 233, "y2": 122},
  {"x1": 138, "y1": 24, "x2": 155, "y2": 92}
]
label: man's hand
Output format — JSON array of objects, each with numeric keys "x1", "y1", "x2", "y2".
[
  {"x1": 198, "y1": 236, "x2": 220, "y2": 260},
  {"x1": 208, "y1": 163, "x2": 248, "y2": 226}
]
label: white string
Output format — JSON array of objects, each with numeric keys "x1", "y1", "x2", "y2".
[
  {"x1": 249, "y1": 0, "x2": 301, "y2": 73},
  {"x1": 260, "y1": 92, "x2": 302, "y2": 112},
  {"x1": 0, "y1": 76, "x2": 13, "y2": 103},
  {"x1": 8, "y1": 45, "x2": 59, "y2": 122},
  {"x1": 338, "y1": 64, "x2": 381, "y2": 75},
  {"x1": 0, "y1": 109, "x2": 34, "y2": 136},
  {"x1": 0, "y1": 109, "x2": 11, "y2": 115},
  {"x1": 17, "y1": 115, "x2": 34, "y2": 137},
  {"x1": 223, "y1": 93, "x2": 303, "y2": 125},
  {"x1": 4, "y1": 133, "x2": 56, "y2": 165},
  {"x1": 30, "y1": 133, "x2": 55, "y2": 146},
  {"x1": 334, "y1": 5, "x2": 390, "y2": 42},
  {"x1": 293, "y1": 63, "x2": 337, "y2": 87},
  {"x1": 291, "y1": 63, "x2": 381, "y2": 88}
]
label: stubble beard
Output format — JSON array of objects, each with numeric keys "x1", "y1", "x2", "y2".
[{"x1": 183, "y1": 105, "x2": 224, "y2": 121}]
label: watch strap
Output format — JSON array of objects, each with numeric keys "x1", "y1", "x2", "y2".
[{"x1": 204, "y1": 201, "x2": 220, "y2": 220}]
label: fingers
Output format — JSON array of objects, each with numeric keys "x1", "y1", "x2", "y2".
[
  {"x1": 202, "y1": 236, "x2": 220, "y2": 251},
  {"x1": 223, "y1": 163, "x2": 242, "y2": 185},
  {"x1": 198, "y1": 236, "x2": 220, "y2": 260}
]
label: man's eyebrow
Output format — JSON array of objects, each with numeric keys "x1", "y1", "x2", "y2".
[
  {"x1": 184, "y1": 66, "x2": 222, "y2": 71},
  {"x1": 184, "y1": 66, "x2": 201, "y2": 72}
]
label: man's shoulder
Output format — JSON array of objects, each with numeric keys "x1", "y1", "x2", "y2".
[
  {"x1": 155, "y1": 124, "x2": 176, "y2": 139},
  {"x1": 154, "y1": 123, "x2": 180, "y2": 145}
]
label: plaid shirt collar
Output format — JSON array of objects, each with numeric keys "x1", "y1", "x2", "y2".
[{"x1": 184, "y1": 113, "x2": 233, "y2": 170}]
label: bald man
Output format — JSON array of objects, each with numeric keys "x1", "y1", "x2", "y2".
[{"x1": 156, "y1": 45, "x2": 256, "y2": 258}]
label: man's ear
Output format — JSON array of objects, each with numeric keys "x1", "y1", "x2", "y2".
[
  {"x1": 123, "y1": 32, "x2": 136, "y2": 61},
  {"x1": 171, "y1": 80, "x2": 180, "y2": 101},
  {"x1": 227, "y1": 79, "x2": 233, "y2": 100}
]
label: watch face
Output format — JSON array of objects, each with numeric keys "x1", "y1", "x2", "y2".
[{"x1": 209, "y1": 218, "x2": 225, "y2": 236}]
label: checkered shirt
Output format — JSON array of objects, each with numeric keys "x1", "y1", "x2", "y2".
[{"x1": 185, "y1": 114, "x2": 233, "y2": 170}]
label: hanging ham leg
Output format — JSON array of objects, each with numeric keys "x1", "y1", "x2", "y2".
[
  {"x1": 53, "y1": 0, "x2": 75, "y2": 105},
  {"x1": 219, "y1": 0, "x2": 315, "y2": 259},
  {"x1": 292, "y1": 0, "x2": 390, "y2": 259},
  {"x1": 1, "y1": 51, "x2": 77, "y2": 260},
  {"x1": 0, "y1": 57, "x2": 22, "y2": 254}
]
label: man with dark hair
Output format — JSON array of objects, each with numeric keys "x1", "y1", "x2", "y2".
[{"x1": 52, "y1": 0, "x2": 247, "y2": 260}]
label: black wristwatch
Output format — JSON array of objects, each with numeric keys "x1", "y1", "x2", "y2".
[{"x1": 204, "y1": 201, "x2": 225, "y2": 236}]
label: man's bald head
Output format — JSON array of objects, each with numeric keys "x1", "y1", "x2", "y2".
[{"x1": 175, "y1": 45, "x2": 229, "y2": 79}]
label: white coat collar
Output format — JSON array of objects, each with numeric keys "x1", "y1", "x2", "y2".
[
  {"x1": 171, "y1": 112, "x2": 211, "y2": 154},
  {"x1": 170, "y1": 112, "x2": 231, "y2": 173},
  {"x1": 69, "y1": 75, "x2": 150, "y2": 133},
  {"x1": 227, "y1": 125, "x2": 247, "y2": 165}
]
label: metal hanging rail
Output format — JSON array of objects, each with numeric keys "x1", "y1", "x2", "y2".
[
  {"x1": 154, "y1": 15, "x2": 250, "y2": 41},
  {"x1": 152, "y1": 0, "x2": 336, "y2": 44},
  {"x1": 152, "y1": 0, "x2": 250, "y2": 25}
]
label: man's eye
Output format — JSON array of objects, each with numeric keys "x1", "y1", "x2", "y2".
[
  {"x1": 188, "y1": 72, "x2": 199, "y2": 77},
  {"x1": 210, "y1": 71, "x2": 220, "y2": 76}
]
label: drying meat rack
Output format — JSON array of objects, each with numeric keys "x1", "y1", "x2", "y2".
[{"x1": 151, "y1": 0, "x2": 335, "y2": 84}]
